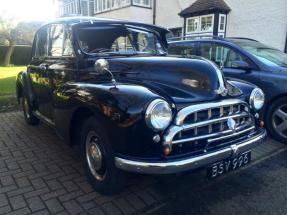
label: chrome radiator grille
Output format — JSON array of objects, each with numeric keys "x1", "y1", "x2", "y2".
[{"x1": 163, "y1": 99, "x2": 255, "y2": 153}]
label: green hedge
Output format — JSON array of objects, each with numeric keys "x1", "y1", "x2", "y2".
[{"x1": 0, "y1": 45, "x2": 32, "y2": 66}]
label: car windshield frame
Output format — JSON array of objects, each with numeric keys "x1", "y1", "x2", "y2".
[
  {"x1": 75, "y1": 23, "x2": 167, "y2": 57},
  {"x1": 232, "y1": 39, "x2": 287, "y2": 68}
]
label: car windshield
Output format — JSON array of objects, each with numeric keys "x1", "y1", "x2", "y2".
[
  {"x1": 76, "y1": 24, "x2": 166, "y2": 56},
  {"x1": 232, "y1": 39, "x2": 287, "y2": 67}
]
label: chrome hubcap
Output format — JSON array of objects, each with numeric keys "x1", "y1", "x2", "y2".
[
  {"x1": 86, "y1": 131, "x2": 106, "y2": 181},
  {"x1": 23, "y1": 97, "x2": 30, "y2": 118},
  {"x1": 272, "y1": 105, "x2": 287, "y2": 139}
]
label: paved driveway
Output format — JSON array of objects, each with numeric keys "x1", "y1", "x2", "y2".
[{"x1": 0, "y1": 111, "x2": 285, "y2": 215}]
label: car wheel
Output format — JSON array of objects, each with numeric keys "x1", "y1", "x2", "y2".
[
  {"x1": 22, "y1": 94, "x2": 39, "y2": 125},
  {"x1": 266, "y1": 97, "x2": 287, "y2": 143},
  {"x1": 80, "y1": 117, "x2": 126, "y2": 194}
]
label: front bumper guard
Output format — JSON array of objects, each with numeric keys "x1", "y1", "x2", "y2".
[{"x1": 115, "y1": 129, "x2": 267, "y2": 174}]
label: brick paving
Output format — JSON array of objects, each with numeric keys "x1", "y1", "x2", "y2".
[{"x1": 0, "y1": 111, "x2": 285, "y2": 215}]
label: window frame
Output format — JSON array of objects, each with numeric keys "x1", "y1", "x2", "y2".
[
  {"x1": 199, "y1": 14, "x2": 214, "y2": 33},
  {"x1": 33, "y1": 26, "x2": 49, "y2": 60},
  {"x1": 46, "y1": 24, "x2": 75, "y2": 59},
  {"x1": 132, "y1": 0, "x2": 151, "y2": 8},
  {"x1": 94, "y1": 0, "x2": 102, "y2": 13},
  {"x1": 186, "y1": 16, "x2": 199, "y2": 34},
  {"x1": 48, "y1": 24, "x2": 65, "y2": 58},
  {"x1": 80, "y1": 0, "x2": 90, "y2": 16},
  {"x1": 95, "y1": 0, "x2": 131, "y2": 14},
  {"x1": 198, "y1": 41, "x2": 257, "y2": 69},
  {"x1": 218, "y1": 14, "x2": 226, "y2": 32}
]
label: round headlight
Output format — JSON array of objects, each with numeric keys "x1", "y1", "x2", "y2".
[
  {"x1": 249, "y1": 88, "x2": 265, "y2": 110},
  {"x1": 145, "y1": 99, "x2": 172, "y2": 131}
]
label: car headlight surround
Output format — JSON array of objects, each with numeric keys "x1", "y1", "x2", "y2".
[
  {"x1": 145, "y1": 99, "x2": 172, "y2": 131},
  {"x1": 249, "y1": 88, "x2": 265, "y2": 110}
]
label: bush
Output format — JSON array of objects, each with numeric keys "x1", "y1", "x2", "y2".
[{"x1": 0, "y1": 45, "x2": 32, "y2": 66}]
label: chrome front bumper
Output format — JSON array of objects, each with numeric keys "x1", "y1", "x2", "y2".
[{"x1": 115, "y1": 129, "x2": 267, "y2": 174}]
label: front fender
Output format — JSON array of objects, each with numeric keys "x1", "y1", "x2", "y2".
[{"x1": 54, "y1": 82, "x2": 167, "y2": 157}]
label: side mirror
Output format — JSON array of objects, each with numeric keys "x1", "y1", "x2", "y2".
[
  {"x1": 94, "y1": 59, "x2": 117, "y2": 87},
  {"x1": 231, "y1": 60, "x2": 251, "y2": 70},
  {"x1": 94, "y1": 59, "x2": 109, "y2": 74}
]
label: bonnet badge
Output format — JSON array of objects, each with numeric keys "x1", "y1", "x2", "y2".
[{"x1": 227, "y1": 118, "x2": 236, "y2": 132}]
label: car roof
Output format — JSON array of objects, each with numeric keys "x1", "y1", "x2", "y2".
[
  {"x1": 43, "y1": 16, "x2": 170, "y2": 34},
  {"x1": 168, "y1": 36, "x2": 258, "y2": 45}
]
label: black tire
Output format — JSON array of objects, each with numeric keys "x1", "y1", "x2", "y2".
[
  {"x1": 22, "y1": 94, "x2": 39, "y2": 125},
  {"x1": 266, "y1": 97, "x2": 287, "y2": 143},
  {"x1": 80, "y1": 116, "x2": 126, "y2": 194}
]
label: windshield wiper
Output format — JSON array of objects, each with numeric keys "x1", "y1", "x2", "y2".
[{"x1": 96, "y1": 51, "x2": 139, "y2": 56}]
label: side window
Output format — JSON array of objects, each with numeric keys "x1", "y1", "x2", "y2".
[
  {"x1": 49, "y1": 24, "x2": 64, "y2": 57},
  {"x1": 199, "y1": 43, "x2": 248, "y2": 68},
  {"x1": 112, "y1": 36, "x2": 133, "y2": 52},
  {"x1": 168, "y1": 43, "x2": 196, "y2": 57},
  {"x1": 63, "y1": 28, "x2": 74, "y2": 56},
  {"x1": 35, "y1": 27, "x2": 48, "y2": 58}
]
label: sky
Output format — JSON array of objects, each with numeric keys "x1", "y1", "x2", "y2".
[{"x1": 0, "y1": 0, "x2": 59, "y2": 22}]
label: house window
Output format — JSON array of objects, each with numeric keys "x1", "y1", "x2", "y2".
[
  {"x1": 133, "y1": 0, "x2": 150, "y2": 7},
  {"x1": 102, "y1": 0, "x2": 111, "y2": 11},
  {"x1": 81, "y1": 0, "x2": 89, "y2": 16},
  {"x1": 95, "y1": 0, "x2": 130, "y2": 13},
  {"x1": 186, "y1": 17, "x2": 199, "y2": 33},
  {"x1": 219, "y1": 14, "x2": 226, "y2": 32},
  {"x1": 95, "y1": 0, "x2": 102, "y2": 13},
  {"x1": 200, "y1": 15, "x2": 213, "y2": 32},
  {"x1": 111, "y1": 0, "x2": 120, "y2": 9}
]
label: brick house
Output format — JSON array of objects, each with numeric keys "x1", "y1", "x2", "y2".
[{"x1": 58, "y1": 0, "x2": 287, "y2": 52}]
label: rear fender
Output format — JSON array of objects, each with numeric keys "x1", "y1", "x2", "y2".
[{"x1": 16, "y1": 71, "x2": 35, "y2": 107}]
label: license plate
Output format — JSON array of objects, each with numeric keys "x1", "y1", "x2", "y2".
[{"x1": 207, "y1": 151, "x2": 251, "y2": 179}]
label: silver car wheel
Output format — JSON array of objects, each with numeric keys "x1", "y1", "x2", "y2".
[
  {"x1": 23, "y1": 97, "x2": 31, "y2": 118},
  {"x1": 85, "y1": 131, "x2": 106, "y2": 181},
  {"x1": 272, "y1": 105, "x2": 287, "y2": 139}
]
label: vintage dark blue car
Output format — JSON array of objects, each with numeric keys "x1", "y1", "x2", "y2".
[
  {"x1": 169, "y1": 37, "x2": 287, "y2": 143},
  {"x1": 16, "y1": 17, "x2": 266, "y2": 194}
]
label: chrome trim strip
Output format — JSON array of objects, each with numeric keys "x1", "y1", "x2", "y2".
[
  {"x1": 172, "y1": 125, "x2": 254, "y2": 145},
  {"x1": 115, "y1": 129, "x2": 267, "y2": 174},
  {"x1": 181, "y1": 112, "x2": 249, "y2": 131},
  {"x1": 175, "y1": 99, "x2": 247, "y2": 125},
  {"x1": 207, "y1": 126, "x2": 255, "y2": 143},
  {"x1": 34, "y1": 111, "x2": 55, "y2": 126},
  {"x1": 163, "y1": 126, "x2": 183, "y2": 146}
]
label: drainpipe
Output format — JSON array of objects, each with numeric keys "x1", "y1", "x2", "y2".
[{"x1": 153, "y1": 0, "x2": 157, "y2": 25}]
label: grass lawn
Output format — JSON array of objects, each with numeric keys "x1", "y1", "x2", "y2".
[{"x1": 0, "y1": 66, "x2": 26, "y2": 108}]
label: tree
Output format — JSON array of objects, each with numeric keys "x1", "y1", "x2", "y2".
[
  {"x1": 15, "y1": 21, "x2": 42, "y2": 45},
  {"x1": 0, "y1": 17, "x2": 18, "y2": 66},
  {"x1": 0, "y1": 17, "x2": 42, "y2": 66}
]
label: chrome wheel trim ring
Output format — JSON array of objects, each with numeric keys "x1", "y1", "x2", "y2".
[
  {"x1": 85, "y1": 131, "x2": 106, "y2": 181},
  {"x1": 23, "y1": 97, "x2": 30, "y2": 119},
  {"x1": 272, "y1": 104, "x2": 287, "y2": 139}
]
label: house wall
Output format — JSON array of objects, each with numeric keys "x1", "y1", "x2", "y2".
[
  {"x1": 96, "y1": 6, "x2": 153, "y2": 23},
  {"x1": 225, "y1": 0, "x2": 287, "y2": 51},
  {"x1": 59, "y1": 0, "x2": 287, "y2": 51},
  {"x1": 155, "y1": 0, "x2": 196, "y2": 29}
]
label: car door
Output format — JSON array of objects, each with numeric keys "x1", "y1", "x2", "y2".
[
  {"x1": 28, "y1": 26, "x2": 53, "y2": 120},
  {"x1": 45, "y1": 23, "x2": 75, "y2": 122},
  {"x1": 29, "y1": 24, "x2": 68, "y2": 122},
  {"x1": 198, "y1": 42, "x2": 262, "y2": 86}
]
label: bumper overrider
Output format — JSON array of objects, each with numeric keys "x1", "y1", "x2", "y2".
[{"x1": 115, "y1": 128, "x2": 267, "y2": 174}]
